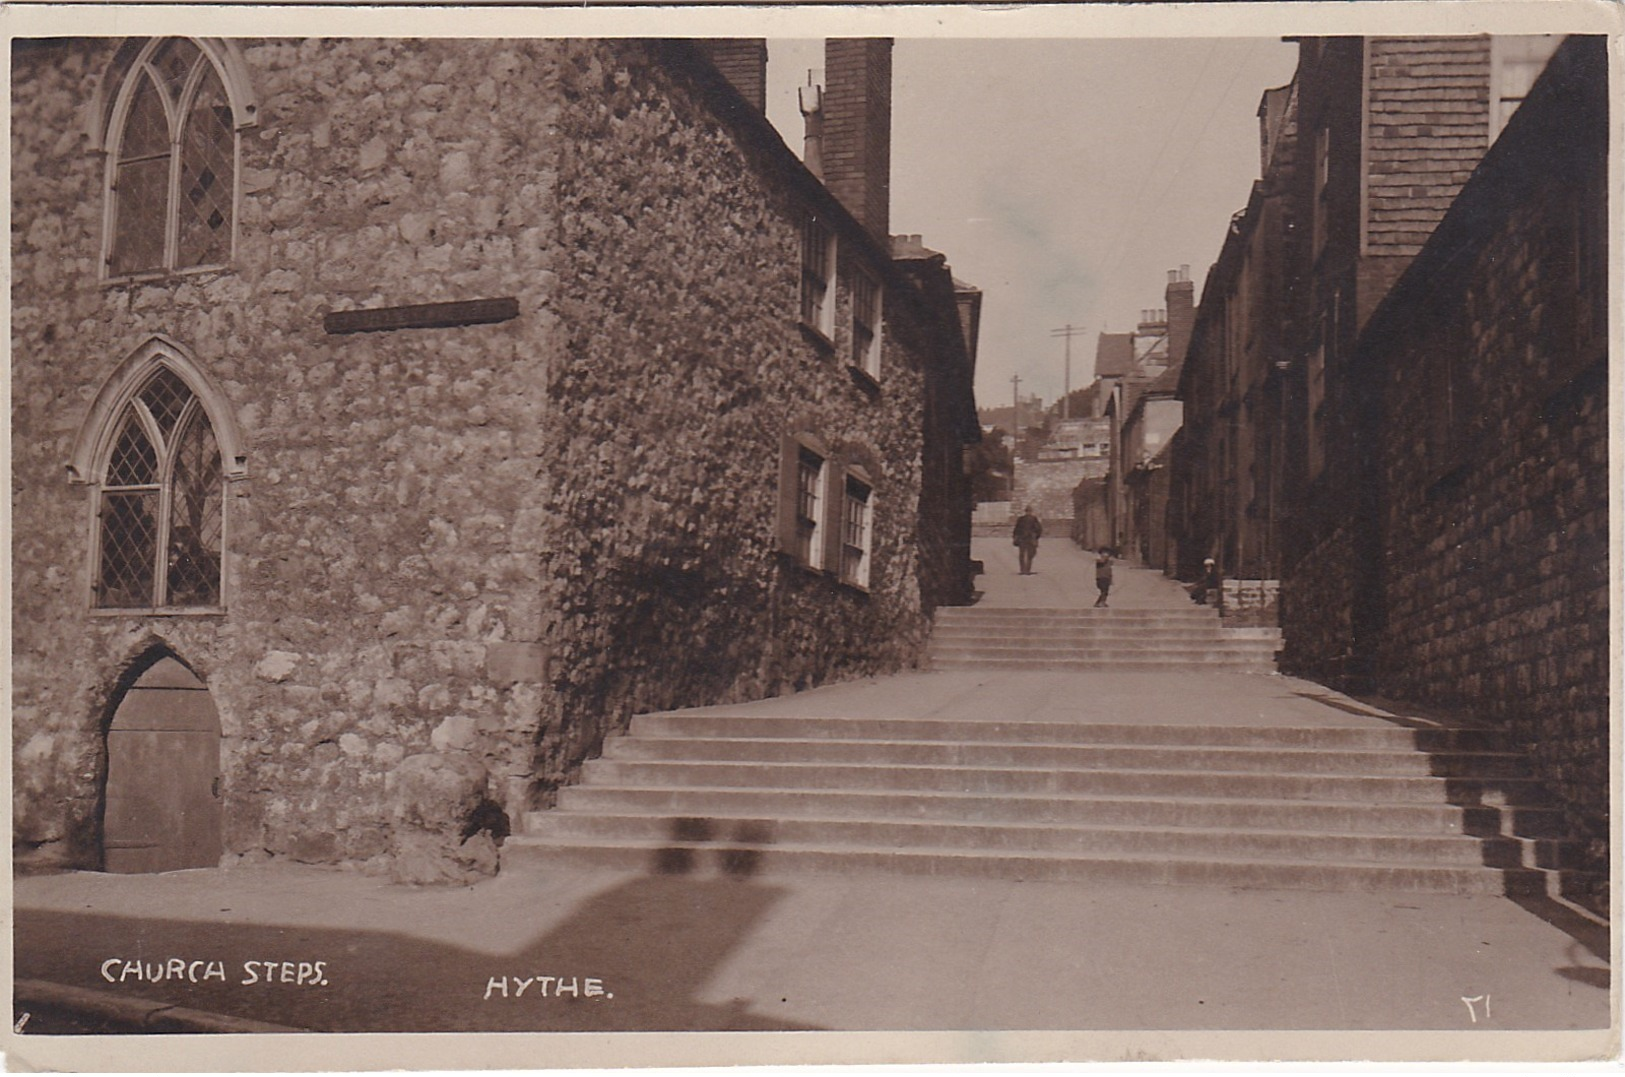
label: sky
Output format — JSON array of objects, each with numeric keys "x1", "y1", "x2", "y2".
[{"x1": 764, "y1": 38, "x2": 1301, "y2": 410}]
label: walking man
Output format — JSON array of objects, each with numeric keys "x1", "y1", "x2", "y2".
[
  {"x1": 1094, "y1": 547, "x2": 1114, "y2": 608},
  {"x1": 1013, "y1": 505, "x2": 1043, "y2": 575}
]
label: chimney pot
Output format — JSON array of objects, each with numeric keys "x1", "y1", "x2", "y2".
[{"x1": 799, "y1": 69, "x2": 825, "y2": 179}]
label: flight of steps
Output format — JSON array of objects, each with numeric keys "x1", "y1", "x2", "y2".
[
  {"x1": 506, "y1": 708, "x2": 1591, "y2": 897},
  {"x1": 927, "y1": 606, "x2": 1282, "y2": 672}
]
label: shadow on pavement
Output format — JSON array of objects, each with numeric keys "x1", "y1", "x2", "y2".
[
  {"x1": 1292, "y1": 688, "x2": 1614, "y2": 952},
  {"x1": 14, "y1": 871, "x2": 819, "y2": 1034}
]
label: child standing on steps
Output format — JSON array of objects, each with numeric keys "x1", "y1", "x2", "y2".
[{"x1": 1094, "y1": 548, "x2": 1113, "y2": 608}]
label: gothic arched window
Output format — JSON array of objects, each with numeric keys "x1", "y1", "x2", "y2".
[
  {"x1": 104, "y1": 38, "x2": 238, "y2": 278},
  {"x1": 94, "y1": 367, "x2": 225, "y2": 609}
]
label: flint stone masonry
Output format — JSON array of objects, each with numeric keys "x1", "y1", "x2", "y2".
[
  {"x1": 11, "y1": 38, "x2": 963, "y2": 881},
  {"x1": 1013, "y1": 459, "x2": 1105, "y2": 527}
]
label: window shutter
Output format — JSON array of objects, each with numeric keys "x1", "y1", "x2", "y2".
[
  {"x1": 776, "y1": 432, "x2": 801, "y2": 554},
  {"x1": 822, "y1": 454, "x2": 846, "y2": 575}
]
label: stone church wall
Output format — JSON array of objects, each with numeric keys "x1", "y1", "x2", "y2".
[
  {"x1": 12, "y1": 38, "x2": 938, "y2": 879},
  {"x1": 12, "y1": 38, "x2": 578, "y2": 875}
]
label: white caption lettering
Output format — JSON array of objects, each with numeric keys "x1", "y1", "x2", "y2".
[
  {"x1": 484, "y1": 975, "x2": 612, "y2": 1000},
  {"x1": 1461, "y1": 994, "x2": 1491, "y2": 1023},
  {"x1": 98, "y1": 958, "x2": 326, "y2": 986}
]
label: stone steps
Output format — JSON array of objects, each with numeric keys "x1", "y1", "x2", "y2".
[
  {"x1": 628, "y1": 714, "x2": 1508, "y2": 752},
  {"x1": 522, "y1": 811, "x2": 1577, "y2": 869},
  {"x1": 929, "y1": 656, "x2": 1281, "y2": 673},
  {"x1": 504, "y1": 836, "x2": 1574, "y2": 897},
  {"x1": 930, "y1": 625, "x2": 1269, "y2": 641},
  {"x1": 548, "y1": 784, "x2": 1573, "y2": 837},
  {"x1": 600, "y1": 735, "x2": 1533, "y2": 778},
  {"x1": 926, "y1": 604, "x2": 1282, "y2": 674},
  {"x1": 569, "y1": 758, "x2": 1551, "y2": 804},
  {"x1": 546, "y1": 782, "x2": 1573, "y2": 844},
  {"x1": 509, "y1": 601, "x2": 1590, "y2": 896}
]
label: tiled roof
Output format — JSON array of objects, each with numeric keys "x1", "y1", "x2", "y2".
[{"x1": 1094, "y1": 332, "x2": 1135, "y2": 378}]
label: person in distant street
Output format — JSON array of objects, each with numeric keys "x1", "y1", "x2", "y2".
[
  {"x1": 1013, "y1": 506, "x2": 1043, "y2": 575},
  {"x1": 1093, "y1": 547, "x2": 1113, "y2": 608},
  {"x1": 1191, "y1": 557, "x2": 1221, "y2": 605}
]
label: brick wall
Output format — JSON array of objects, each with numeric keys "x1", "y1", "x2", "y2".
[
  {"x1": 822, "y1": 39, "x2": 892, "y2": 243},
  {"x1": 1292, "y1": 37, "x2": 1610, "y2": 869},
  {"x1": 1371, "y1": 37, "x2": 1608, "y2": 867}
]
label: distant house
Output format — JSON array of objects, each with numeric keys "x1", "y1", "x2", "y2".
[
  {"x1": 11, "y1": 37, "x2": 980, "y2": 881},
  {"x1": 1073, "y1": 268, "x2": 1194, "y2": 556}
]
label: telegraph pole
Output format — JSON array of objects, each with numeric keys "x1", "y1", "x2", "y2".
[
  {"x1": 1010, "y1": 373, "x2": 1022, "y2": 455},
  {"x1": 1049, "y1": 324, "x2": 1089, "y2": 421}
]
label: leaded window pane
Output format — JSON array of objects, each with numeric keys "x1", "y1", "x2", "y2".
[
  {"x1": 111, "y1": 156, "x2": 170, "y2": 276},
  {"x1": 139, "y1": 368, "x2": 192, "y2": 436},
  {"x1": 150, "y1": 38, "x2": 201, "y2": 101},
  {"x1": 166, "y1": 413, "x2": 223, "y2": 606},
  {"x1": 120, "y1": 75, "x2": 171, "y2": 158},
  {"x1": 99, "y1": 491, "x2": 159, "y2": 607},
  {"x1": 107, "y1": 414, "x2": 157, "y2": 486},
  {"x1": 176, "y1": 71, "x2": 234, "y2": 269}
]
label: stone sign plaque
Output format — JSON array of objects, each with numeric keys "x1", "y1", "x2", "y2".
[{"x1": 322, "y1": 297, "x2": 520, "y2": 335}]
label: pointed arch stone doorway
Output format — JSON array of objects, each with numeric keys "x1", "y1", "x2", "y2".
[{"x1": 102, "y1": 656, "x2": 223, "y2": 873}]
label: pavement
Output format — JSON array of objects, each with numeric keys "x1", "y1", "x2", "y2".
[
  {"x1": 11, "y1": 855, "x2": 1612, "y2": 1036},
  {"x1": 9, "y1": 537, "x2": 1614, "y2": 1048},
  {"x1": 972, "y1": 534, "x2": 1193, "y2": 609}
]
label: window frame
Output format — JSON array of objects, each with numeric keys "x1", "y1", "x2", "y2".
[
  {"x1": 839, "y1": 471, "x2": 874, "y2": 591},
  {"x1": 794, "y1": 445, "x2": 827, "y2": 570},
  {"x1": 799, "y1": 214, "x2": 837, "y2": 344},
  {"x1": 848, "y1": 264, "x2": 883, "y2": 382},
  {"x1": 71, "y1": 337, "x2": 246, "y2": 616},
  {"x1": 100, "y1": 37, "x2": 244, "y2": 283},
  {"x1": 89, "y1": 372, "x2": 228, "y2": 614}
]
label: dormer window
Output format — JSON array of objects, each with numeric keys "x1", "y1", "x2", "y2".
[{"x1": 103, "y1": 38, "x2": 239, "y2": 278}]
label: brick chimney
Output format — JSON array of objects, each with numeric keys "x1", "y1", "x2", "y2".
[
  {"x1": 696, "y1": 39, "x2": 768, "y2": 113},
  {"x1": 822, "y1": 38, "x2": 892, "y2": 244},
  {"x1": 1166, "y1": 264, "x2": 1196, "y2": 367}
]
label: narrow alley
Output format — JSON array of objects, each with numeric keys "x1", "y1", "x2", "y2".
[{"x1": 8, "y1": 17, "x2": 1610, "y2": 1066}]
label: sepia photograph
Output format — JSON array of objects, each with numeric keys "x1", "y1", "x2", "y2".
[{"x1": 5, "y1": 2, "x2": 1617, "y2": 1069}]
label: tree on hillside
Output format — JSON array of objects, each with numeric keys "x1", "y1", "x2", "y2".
[{"x1": 966, "y1": 426, "x2": 1014, "y2": 503}]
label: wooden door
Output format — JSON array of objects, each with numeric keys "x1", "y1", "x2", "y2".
[{"x1": 103, "y1": 657, "x2": 222, "y2": 873}]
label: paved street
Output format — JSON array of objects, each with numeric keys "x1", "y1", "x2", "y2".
[
  {"x1": 973, "y1": 534, "x2": 1193, "y2": 609},
  {"x1": 12, "y1": 851, "x2": 1610, "y2": 1035},
  {"x1": 11, "y1": 540, "x2": 1610, "y2": 1041}
]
